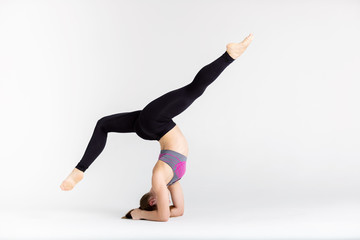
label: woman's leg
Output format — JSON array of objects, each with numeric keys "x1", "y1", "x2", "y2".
[
  {"x1": 140, "y1": 51, "x2": 234, "y2": 129},
  {"x1": 163, "y1": 51, "x2": 235, "y2": 119},
  {"x1": 75, "y1": 110, "x2": 141, "y2": 172},
  {"x1": 139, "y1": 34, "x2": 254, "y2": 140},
  {"x1": 60, "y1": 110, "x2": 141, "y2": 191}
]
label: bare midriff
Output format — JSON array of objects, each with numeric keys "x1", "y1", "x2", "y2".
[{"x1": 158, "y1": 125, "x2": 188, "y2": 157}]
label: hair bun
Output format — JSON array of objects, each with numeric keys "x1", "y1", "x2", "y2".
[{"x1": 124, "y1": 209, "x2": 135, "y2": 219}]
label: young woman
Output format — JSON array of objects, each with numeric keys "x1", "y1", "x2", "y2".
[{"x1": 60, "y1": 33, "x2": 254, "y2": 221}]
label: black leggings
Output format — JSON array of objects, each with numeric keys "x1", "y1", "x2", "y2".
[{"x1": 75, "y1": 51, "x2": 235, "y2": 172}]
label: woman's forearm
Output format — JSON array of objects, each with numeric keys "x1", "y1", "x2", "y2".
[
  {"x1": 170, "y1": 205, "x2": 183, "y2": 217},
  {"x1": 139, "y1": 206, "x2": 181, "y2": 221},
  {"x1": 140, "y1": 209, "x2": 167, "y2": 222}
]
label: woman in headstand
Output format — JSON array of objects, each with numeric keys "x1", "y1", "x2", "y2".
[{"x1": 60, "y1": 33, "x2": 254, "y2": 221}]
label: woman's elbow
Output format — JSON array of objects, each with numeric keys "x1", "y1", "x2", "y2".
[
  {"x1": 158, "y1": 211, "x2": 170, "y2": 222},
  {"x1": 170, "y1": 207, "x2": 184, "y2": 217},
  {"x1": 159, "y1": 215, "x2": 170, "y2": 222},
  {"x1": 160, "y1": 217, "x2": 169, "y2": 222}
]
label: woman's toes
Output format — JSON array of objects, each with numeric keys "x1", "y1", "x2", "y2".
[{"x1": 241, "y1": 33, "x2": 254, "y2": 46}]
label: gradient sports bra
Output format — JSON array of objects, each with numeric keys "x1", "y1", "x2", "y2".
[{"x1": 158, "y1": 149, "x2": 187, "y2": 186}]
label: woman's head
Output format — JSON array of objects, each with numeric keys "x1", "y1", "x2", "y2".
[{"x1": 139, "y1": 191, "x2": 157, "y2": 211}]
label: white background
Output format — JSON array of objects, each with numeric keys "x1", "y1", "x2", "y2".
[{"x1": 0, "y1": 0, "x2": 359, "y2": 239}]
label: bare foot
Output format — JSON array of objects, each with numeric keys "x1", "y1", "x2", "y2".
[
  {"x1": 60, "y1": 168, "x2": 84, "y2": 191},
  {"x1": 226, "y1": 33, "x2": 254, "y2": 60}
]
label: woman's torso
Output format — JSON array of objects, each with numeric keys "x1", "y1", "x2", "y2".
[
  {"x1": 154, "y1": 125, "x2": 188, "y2": 186},
  {"x1": 159, "y1": 125, "x2": 188, "y2": 157}
]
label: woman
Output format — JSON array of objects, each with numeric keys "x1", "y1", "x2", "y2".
[{"x1": 60, "y1": 33, "x2": 254, "y2": 221}]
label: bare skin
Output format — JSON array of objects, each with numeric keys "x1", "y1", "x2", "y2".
[
  {"x1": 60, "y1": 33, "x2": 254, "y2": 191},
  {"x1": 226, "y1": 33, "x2": 254, "y2": 60},
  {"x1": 60, "y1": 167, "x2": 84, "y2": 191}
]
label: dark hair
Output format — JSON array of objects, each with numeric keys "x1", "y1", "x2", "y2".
[{"x1": 139, "y1": 192, "x2": 157, "y2": 211}]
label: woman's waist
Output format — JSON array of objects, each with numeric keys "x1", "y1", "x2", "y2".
[{"x1": 159, "y1": 129, "x2": 188, "y2": 157}]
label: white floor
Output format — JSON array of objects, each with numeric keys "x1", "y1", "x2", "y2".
[{"x1": 1, "y1": 201, "x2": 359, "y2": 240}]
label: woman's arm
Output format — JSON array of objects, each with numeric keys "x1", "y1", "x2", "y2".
[
  {"x1": 133, "y1": 173, "x2": 170, "y2": 221},
  {"x1": 168, "y1": 181, "x2": 184, "y2": 217},
  {"x1": 170, "y1": 205, "x2": 183, "y2": 217},
  {"x1": 129, "y1": 205, "x2": 181, "y2": 220},
  {"x1": 139, "y1": 209, "x2": 167, "y2": 221},
  {"x1": 129, "y1": 176, "x2": 184, "y2": 220}
]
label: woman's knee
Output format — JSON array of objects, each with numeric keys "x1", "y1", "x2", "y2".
[
  {"x1": 185, "y1": 85, "x2": 204, "y2": 100},
  {"x1": 96, "y1": 116, "x2": 110, "y2": 132}
]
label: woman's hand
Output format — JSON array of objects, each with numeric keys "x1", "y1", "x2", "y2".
[{"x1": 130, "y1": 208, "x2": 142, "y2": 220}]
